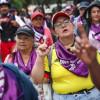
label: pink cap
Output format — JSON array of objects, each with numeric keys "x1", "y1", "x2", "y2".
[
  {"x1": 31, "y1": 11, "x2": 44, "y2": 20},
  {"x1": 52, "y1": 11, "x2": 70, "y2": 26}
]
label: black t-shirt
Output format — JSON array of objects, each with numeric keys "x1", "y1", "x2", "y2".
[{"x1": 0, "y1": 13, "x2": 18, "y2": 41}]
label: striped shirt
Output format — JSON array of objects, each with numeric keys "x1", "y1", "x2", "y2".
[{"x1": 0, "y1": 66, "x2": 5, "y2": 99}]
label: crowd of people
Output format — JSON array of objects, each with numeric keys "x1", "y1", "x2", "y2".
[{"x1": 0, "y1": 0, "x2": 100, "y2": 100}]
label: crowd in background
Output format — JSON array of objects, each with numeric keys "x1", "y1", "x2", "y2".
[{"x1": 0, "y1": 0, "x2": 100, "y2": 100}]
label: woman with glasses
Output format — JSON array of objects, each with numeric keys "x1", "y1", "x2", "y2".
[{"x1": 32, "y1": 11, "x2": 100, "y2": 100}]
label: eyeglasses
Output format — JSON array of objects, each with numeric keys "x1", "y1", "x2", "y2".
[{"x1": 54, "y1": 20, "x2": 70, "y2": 28}]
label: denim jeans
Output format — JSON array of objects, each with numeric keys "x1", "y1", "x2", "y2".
[{"x1": 53, "y1": 88, "x2": 100, "y2": 100}]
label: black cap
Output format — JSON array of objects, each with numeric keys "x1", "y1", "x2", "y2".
[
  {"x1": 86, "y1": 0, "x2": 100, "y2": 11},
  {"x1": 15, "y1": 25, "x2": 34, "y2": 38},
  {"x1": 77, "y1": 1, "x2": 89, "y2": 9}
]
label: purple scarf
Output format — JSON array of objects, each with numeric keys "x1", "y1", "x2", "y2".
[
  {"x1": 2, "y1": 67, "x2": 22, "y2": 100},
  {"x1": 13, "y1": 49, "x2": 37, "y2": 75},
  {"x1": 34, "y1": 26, "x2": 44, "y2": 35},
  {"x1": 55, "y1": 40, "x2": 89, "y2": 77},
  {"x1": 90, "y1": 24, "x2": 100, "y2": 41}
]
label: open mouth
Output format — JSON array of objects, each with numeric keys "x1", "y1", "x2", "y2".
[
  {"x1": 63, "y1": 29, "x2": 68, "y2": 33},
  {"x1": 20, "y1": 45, "x2": 26, "y2": 47}
]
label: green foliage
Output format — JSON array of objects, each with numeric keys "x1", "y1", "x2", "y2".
[
  {"x1": 11, "y1": 0, "x2": 29, "y2": 9},
  {"x1": 11, "y1": 0, "x2": 73, "y2": 9},
  {"x1": 11, "y1": 0, "x2": 24, "y2": 9}
]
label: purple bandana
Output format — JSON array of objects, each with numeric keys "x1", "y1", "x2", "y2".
[
  {"x1": 13, "y1": 49, "x2": 37, "y2": 75},
  {"x1": 90, "y1": 24, "x2": 100, "y2": 41},
  {"x1": 55, "y1": 40, "x2": 89, "y2": 77}
]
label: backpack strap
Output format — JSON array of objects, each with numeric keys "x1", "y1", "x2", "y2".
[
  {"x1": 47, "y1": 44, "x2": 55, "y2": 100},
  {"x1": 48, "y1": 44, "x2": 55, "y2": 70},
  {"x1": 4, "y1": 52, "x2": 15, "y2": 63}
]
